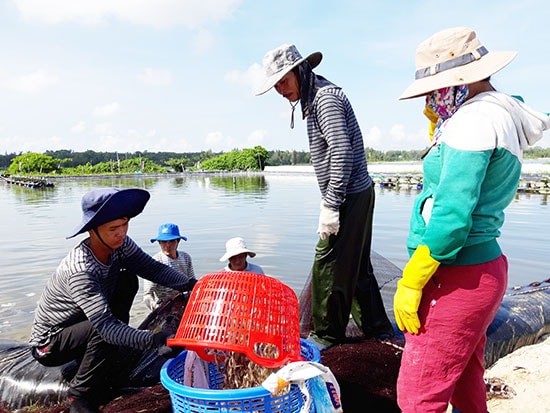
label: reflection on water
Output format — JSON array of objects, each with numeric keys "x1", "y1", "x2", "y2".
[
  {"x1": 0, "y1": 172, "x2": 549, "y2": 342},
  {"x1": 207, "y1": 175, "x2": 268, "y2": 194},
  {"x1": 514, "y1": 191, "x2": 549, "y2": 206},
  {"x1": 0, "y1": 173, "x2": 315, "y2": 341}
]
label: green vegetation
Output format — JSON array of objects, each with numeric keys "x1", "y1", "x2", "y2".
[
  {"x1": 1, "y1": 146, "x2": 549, "y2": 176},
  {"x1": 5, "y1": 153, "x2": 167, "y2": 175},
  {"x1": 1, "y1": 146, "x2": 272, "y2": 176},
  {"x1": 200, "y1": 146, "x2": 269, "y2": 171}
]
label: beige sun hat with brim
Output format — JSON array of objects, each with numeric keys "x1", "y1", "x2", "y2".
[
  {"x1": 219, "y1": 237, "x2": 257, "y2": 262},
  {"x1": 399, "y1": 27, "x2": 517, "y2": 100},
  {"x1": 256, "y1": 44, "x2": 322, "y2": 95}
]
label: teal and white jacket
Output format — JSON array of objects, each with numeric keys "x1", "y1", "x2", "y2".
[{"x1": 408, "y1": 92, "x2": 550, "y2": 265}]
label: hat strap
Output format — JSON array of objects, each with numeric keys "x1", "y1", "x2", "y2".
[
  {"x1": 415, "y1": 46, "x2": 488, "y2": 80},
  {"x1": 93, "y1": 228, "x2": 116, "y2": 252},
  {"x1": 289, "y1": 101, "x2": 299, "y2": 129}
]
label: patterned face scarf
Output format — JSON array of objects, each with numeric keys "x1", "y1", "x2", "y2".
[
  {"x1": 425, "y1": 85, "x2": 469, "y2": 124},
  {"x1": 421, "y1": 85, "x2": 469, "y2": 159}
]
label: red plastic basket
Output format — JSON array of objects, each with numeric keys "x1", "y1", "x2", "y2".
[{"x1": 167, "y1": 271, "x2": 302, "y2": 368}]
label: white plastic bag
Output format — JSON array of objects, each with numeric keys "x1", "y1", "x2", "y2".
[
  {"x1": 262, "y1": 361, "x2": 343, "y2": 413},
  {"x1": 183, "y1": 350, "x2": 210, "y2": 389}
]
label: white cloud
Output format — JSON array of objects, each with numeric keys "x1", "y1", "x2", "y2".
[
  {"x1": 204, "y1": 130, "x2": 239, "y2": 151},
  {"x1": 193, "y1": 29, "x2": 216, "y2": 54},
  {"x1": 365, "y1": 126, "x2": 384, "y2": 149},
  {"x1": 94, "y1": 122, "x2": 113, "y2": 134},
  {"x1": 11, "y1": 0, "x2": 243, "y2": 28},
  {"x1": 93, "y1": 102, "x2": 120, "y2": 118},
  {"x1": 2, "y1": 71, "x2": 59, "y2": 94},
  {"x1": 247, "y1": 129, "x2": 266, "y2": 146},
  {"x1": 225, "y1": 63, "x2": 264, "y2": 94},
  {"x1": 0, "y1": 135, "x2": 26, "y2": 152},
  {"x1": 137, "y1": 68, "x2": 173, "y2": 87},
  {"x1": 205, "y1": 131, "x2": 223, "y2": 145},
  {"x1": 123, "y1": 130, "x2": 195, "y2": 153},
  {"x1": 144, "y1": 129, "x2": 157, "y2": 138},
  {"x1": 46, "y1": 135, "x2": 67, "y2": 150},
  {"x1": 71, "y1": 121, "x2": 86, "y2": 134},
  {"x1": 365, "y1": 125, "x2": 427, "y2": 151},
  {"x1": 389, "y1": 124, "x2": 405, "y2": 141},
  {"x1": 388, "y1": 124, "x2": 428, "y2": 150},
  {"x1": 0, "y1": 134, "x2": 73, "y2": 153},
  {"x1": 95, "y1": 134, "x2": 122, "y2": 151},
  {"x1": 202, "y1": 129, "x2": 265, "y2": 151}
]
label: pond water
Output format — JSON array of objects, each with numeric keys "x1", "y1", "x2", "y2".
[{"x1": 1, "y1": 167, "x2": 549, "y2": 342}]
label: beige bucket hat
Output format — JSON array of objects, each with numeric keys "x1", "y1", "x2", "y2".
[
  {"x1": 256, "y1": 44, "x2": 322, "y2": 95},
  {"x1": 219, "y1": 237, "x2": 257, "y2": 262},
  {"x1": 399, "y1": 27, "x2": 517, "y2": 100}
]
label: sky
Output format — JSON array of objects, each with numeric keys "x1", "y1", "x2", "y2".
[{"x1": 1, "y1": 0, "x2": 549, "y2": 155}]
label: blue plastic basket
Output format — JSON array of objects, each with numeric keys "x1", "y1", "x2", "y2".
[{"x1": 160, "y1": 338, "x2": 321, "y2": 413}]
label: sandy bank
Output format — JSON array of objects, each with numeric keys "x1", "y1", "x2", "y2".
[
  {"x1": 485, "y1": 334, "x2": 550, "y2": 413},
  {"x1": 443, "y1": 334, "x2": 550, "y2": 413}
]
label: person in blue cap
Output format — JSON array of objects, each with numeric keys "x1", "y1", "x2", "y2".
[
  {"x1": 143, "y1": 223, "x2": 195, "y2": 311},
  {"x1": 28, "y1": 188, "x2": 197, "y2": 413}
]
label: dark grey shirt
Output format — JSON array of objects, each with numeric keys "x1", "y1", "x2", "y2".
[
  {"x1": 29, "y1": 236, "x2": 194, "y2": 350},
  {"x1": 307, "y1": 85, "x2": 372, "y2": 210}
]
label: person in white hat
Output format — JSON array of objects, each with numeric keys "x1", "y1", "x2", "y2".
[
  {"x1": 394, "y1": 27, "x2": 550, "y2": 413},
  {"x1": 143, "y1": 223, "x2": 195, "y2": 311},
  {"x1": 28, "y1": 188, "x2": 197, "y2": 413},
  {"x1": 220, "y1": 237, "x2": 264, "y2": 274},
  {"x1": 257, "y1": 44, "x2": 394, "y2": 351}
]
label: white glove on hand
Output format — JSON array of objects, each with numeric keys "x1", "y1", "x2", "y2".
[{"x1": 317, "y1": 201, "x2": 339, "y2": 240}]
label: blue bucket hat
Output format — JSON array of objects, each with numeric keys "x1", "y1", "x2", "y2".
[
  {"x1": 150, "y1": 223, "x2": 188, "y2": 243},
  {"x1": 66, "y1": 188, "x2": 150, "y2": 239}
]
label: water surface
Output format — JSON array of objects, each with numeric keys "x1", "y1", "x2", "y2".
[{"x1": 1, "y1": 170, "x2": 548, "y2": 341}]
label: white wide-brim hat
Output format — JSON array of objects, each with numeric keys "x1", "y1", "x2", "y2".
[
  {"x1": 219, "y1": 237, "x2": 256, "y2": 262},
  {"x1": 256, "y1": 44, "x2": 322, "y2": 95},
  {"x1": 399, "y1": 27, "x2": 517, "y2": 100}
]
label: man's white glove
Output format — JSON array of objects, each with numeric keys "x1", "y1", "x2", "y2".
[{"x1": 317, "y1": 201, "x2": 339, "y2": 240}]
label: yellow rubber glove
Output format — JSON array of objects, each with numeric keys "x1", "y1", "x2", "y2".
[
  {"x1": 423, "y1": 104, "x2": 439, "y2": 142},
  {"x1": 393, "y1": 245, "x2": 440, "y2": 334}
]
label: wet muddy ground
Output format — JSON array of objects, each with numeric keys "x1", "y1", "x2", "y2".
[{"x1": 0, "y1": 338, "x2": 403, "y2": 413}]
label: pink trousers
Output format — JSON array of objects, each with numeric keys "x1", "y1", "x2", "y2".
[{"x1": 397, "y1": 255, "x2": 508, "y2": 413}]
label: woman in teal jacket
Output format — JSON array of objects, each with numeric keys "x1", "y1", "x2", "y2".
[{"x1": 395, "y1": 27, "x2": 550, "y2": 413}]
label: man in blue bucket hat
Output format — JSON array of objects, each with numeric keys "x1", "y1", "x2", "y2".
[
  {"x1": 143, "y1": 223, "x2": 195, "y2": 311},
  {"x1": 29, "y1": 188, "x2": 198, "y2": 413}
]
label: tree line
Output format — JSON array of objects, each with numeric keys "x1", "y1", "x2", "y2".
[
  {"x1": 2, "y1": 146, "x2": 550, "y2": 175},
  {"x1": 1, "y1": 147, "x2": 307, "y2": 173},
  {"x1": 2, "y1": 146, "x2": 272, "y2": 175}
]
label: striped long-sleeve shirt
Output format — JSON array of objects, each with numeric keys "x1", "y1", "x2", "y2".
[
  {"x1": 29, "y1": 236, "x2": 195, "y2": 350},
  {"x1": 143, "y1": 250, "x2": 195, "y2": 311},
  {"x1": 306, "y1": 85, "x2": 372, "y2": 210}
]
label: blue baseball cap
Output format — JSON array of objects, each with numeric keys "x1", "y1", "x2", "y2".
[{"x1": 150, "y1": 223, "x2": 188, "y2": 243}]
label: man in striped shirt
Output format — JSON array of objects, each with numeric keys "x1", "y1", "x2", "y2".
[
  {"x1": 257, "y1": 44, "x2": 394, "y2": 351},
  {"x1": 29, "y1": 188, "x2": 197, "y2": 412}
]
